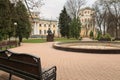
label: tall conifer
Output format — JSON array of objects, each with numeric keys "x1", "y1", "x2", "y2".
[{"x1": 59, "y1": 7, "x2": 71, "y2": 38}]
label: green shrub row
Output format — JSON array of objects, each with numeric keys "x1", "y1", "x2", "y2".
[{"x1": 96, "y1": 32, "x2": 111, "y2": 41}]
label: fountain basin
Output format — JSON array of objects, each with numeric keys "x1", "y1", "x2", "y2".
[{"x1": 53, "y1": 41, "x2": 120, "y2": 53}]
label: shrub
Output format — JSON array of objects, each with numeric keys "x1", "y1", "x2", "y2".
[
  {"x1": 0, "y1": 34, "x2": 3, "y2": 41},
  {"x1": 104, "y1": 33, "x2": 111, "y2": 40},
  {"x1": 99, "y1": 33, "x2": 111, "y2": 41},
  {"x1": 96, "y1": 31, "x2": 102, "y2": 40},
  {"x1": 79, "y1": 37, "x2": 82, "y2": 40},
  {"x1": 89, "y1": 31, "x2": 94, "y2": 39}
]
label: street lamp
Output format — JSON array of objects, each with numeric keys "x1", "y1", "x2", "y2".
[
  {"x1": 117, "y1": 26, "x2": 119, "y2": 39},
  {"x1": 117, "y1": 26, "x2": 119, "y2": 30},
  {"x1": 14, "y1": 22, "x2": 17, "y2": 40},
  {"x1": 14, "y1": 22, "x2": 17, "y2": 26}
]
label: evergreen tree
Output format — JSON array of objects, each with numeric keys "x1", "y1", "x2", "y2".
[
  {"x1": 0, "y1": 0, "x2": 12, "y2": 41},
  {"x1": 15, "y1": 1, "x2": 31, "y2": 45},
  {"x1": 70, "y1": 17, "x2": 81, "y2": 39},
  {"x1": 59, "y1": 7, "x2": 71, "y2": 38},
  {"x1": 7, "y1": 2, "x2": 15, "y2": 41}
]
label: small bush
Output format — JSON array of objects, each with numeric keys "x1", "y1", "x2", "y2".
[
  {"x1": 96, "y1": 31, "x2": 102, "y2": 40},
  {"x1": 79, "y1": 37, "x2": 82, "y2": 40},
  {"x1": 99, "y1": 33, "x2": 111, "y2": 41},
  {"x1": 104, "y1": 33, "x2": 111, "y2": 39},
  {"x1": 89, "y1": 31, "x2": 94, "y2": 39}
]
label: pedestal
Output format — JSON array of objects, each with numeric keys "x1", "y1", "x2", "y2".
[{"x1": 47, "y1": 34, "x2": 54, "y2": 42}]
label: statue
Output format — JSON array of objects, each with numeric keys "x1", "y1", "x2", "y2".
[
  {"x1": 47, "y1": 28, "x2": 54, "y2": 42},
  {"x1": 47, "y1": 28, "x2": 52, "y2": 35}
]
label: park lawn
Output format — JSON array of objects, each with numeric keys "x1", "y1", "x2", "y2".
[
  {"x1": 22, "y1": 38, "x2": 79, "y2": 43},
  {"x1": 22, "y1": 38, "x2": 46, "y2": 43},
  {"x1": 55, "y1": 38, "x2": 79, "y2": 42}
]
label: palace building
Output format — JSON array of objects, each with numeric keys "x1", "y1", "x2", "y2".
[
  {"x1": 30, "y1": 7, "x2": 97, "y2": 38},
  {"x1": 30, "y1": 12, "x2": 59, "y2": 38},
  {"x1": 79, "y1": 7, "x2": 97, "y2": 37}
]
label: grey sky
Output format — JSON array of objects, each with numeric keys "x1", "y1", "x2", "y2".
[{"x1": 40, "y1": 0, "x2": 96, "y2": 20}]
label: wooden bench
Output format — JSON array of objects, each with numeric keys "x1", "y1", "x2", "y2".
[
  {"x1": 0, "y1": 50, "x2": 57, "y2": 80},
  {"x1": 7, "y1": 41, "x2": 18, "y2": 48},
  {"x1": 0, "y1": 41, "x2": 18, "y2": 50},
  {"x1": 0, "y1": 41, "x2": 8, "y2": 50}
]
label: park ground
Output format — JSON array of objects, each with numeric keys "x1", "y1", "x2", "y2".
[{"x1": 0, "y1": 41, "x2": 120, "y2": 80}]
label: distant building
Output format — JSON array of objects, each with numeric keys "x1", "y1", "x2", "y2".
[
  {"x1": 30, "y1": 8, "x2": 97, "y2": 38},
  {"x1": 38, "y1": 19, "x2": 59, "y2": 37},
  {"x1": 79, "y1": 7, "x2": 97, "y2": 37},
  {"x1": 30, "y1": 12, "x2": 59, "y2": 38}
]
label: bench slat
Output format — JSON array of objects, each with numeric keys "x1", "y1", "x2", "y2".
[{"x1": 0, "y1": 50, "x2": 57, "y2": 80}]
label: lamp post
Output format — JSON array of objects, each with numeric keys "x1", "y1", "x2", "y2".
[
  {"x1": 14, "y1": 22, "x2": 17, "y2": 41},
  {"x1": 117, "y1": 26, "x2": 119, "y2": 39}
]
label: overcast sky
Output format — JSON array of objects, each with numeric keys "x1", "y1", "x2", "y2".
[{"x1": 40, "y1": 0, "x2": 96, "y2": 20}]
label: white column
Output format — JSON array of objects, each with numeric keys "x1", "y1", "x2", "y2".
[
  {"x1": 33, "y1": 22, "x2": 39, "y2": 35},
  {"x1": 33, "y1": 22, "x2": 36, "y2": 35},
  {"x1": 36, "y1": 23, "x2": 39, "y2": 35}
]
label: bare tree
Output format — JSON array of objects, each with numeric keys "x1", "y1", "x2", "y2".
[
  {"x1": 93, "y1": 0, "x2": 107, "y2": 33},
  {"x1": 93, "y1": 0, "x2": 120, "y2": 38},
  {"x1": 106, "y1": 0, "x2": 120, "y2": 38},
  {"x1": 25, "y1": 0, "x2": 44, "y2": 11},
  {"x1": 65, "y1": 0, "x2": 86, "y2": 19},
  {"x1": 106, "y1": 13, "x2": 116, "y2": 37},
  {"x1": 10, "y1": 0, "x2": 44, "y2": 11}
]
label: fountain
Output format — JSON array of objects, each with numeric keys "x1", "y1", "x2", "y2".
[{"x1": 53, "y1": 41, "x2": 120, "y2": 53}]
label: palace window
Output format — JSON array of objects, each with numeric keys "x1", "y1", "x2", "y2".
[
  {"x1": 88, "y1": 11, "x2": 89, "y2": 14},
  {"x1": 79, "y1": 13, "x2": 81, "y2": 15},
  {"x1": 44, "y1": 30, "x2": 46, "y2": 34},
  {"x1": 39, "y1": 30, "x2": 42, "y2": 34},
  {"x1": 39, "y1": 24, "x2": 41, "y2": 27},
  {"x1": 49, "y1": 24, "x2": 51, "y2": 27},
  {"x1": 44, "y1": 24, "x2": 46, "y2": 27},
  {"x1": 82, "y1": 19, "x2": 84, "y2": 22},
  {"x1": 53, "y1": 25, "x2": 55, "y2": 28}
]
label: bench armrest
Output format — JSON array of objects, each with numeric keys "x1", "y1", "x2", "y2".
[{"x1": 42, "y1": 66, "x2": 57, "y2": 80}]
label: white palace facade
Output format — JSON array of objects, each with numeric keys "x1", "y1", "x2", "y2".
[
  {"x1": 30, "y1": 12, "x2": 59, "y2": 38},
  {"x1": 30, "y1": 7, "x2": 97, "y2": 38},
  {"x1": 79, "y1": 7, "x2": 97, "y2": 37}
]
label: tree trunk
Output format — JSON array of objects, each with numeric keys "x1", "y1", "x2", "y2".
[
  {"x1": 103, "y1": 21, "x2": 106, "y2": 35},
  {"x1": 18, "y1": 35, "x2": 22, "y2": 46}
]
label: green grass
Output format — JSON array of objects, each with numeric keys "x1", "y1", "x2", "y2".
[
  {"x1": 22, "y1": 38, "x2": 46, "y2": 43},
  {"x1": 0, "y1": 45, "x2": 16, "y2": 50},
  {"x1": 22, "y1": 38, "x2": 79, "y2": 43},
  {"x1": 55, "y1": 38, "x2": 79, "y2": 42}
]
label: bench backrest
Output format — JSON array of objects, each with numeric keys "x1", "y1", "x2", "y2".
[
  {"x1": 7, "y1": 41, "x2": 17, "y2": 46},
  {"x1": 0, "y1": 50, "x2": 42, "y2": 79}
]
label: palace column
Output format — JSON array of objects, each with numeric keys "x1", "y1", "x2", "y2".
[{"x1": 33, "y1": 22, "x2": 39, "y2": 35}]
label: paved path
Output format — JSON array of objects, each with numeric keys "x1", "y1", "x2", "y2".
[
  {"x1": 82, "y1": 37, "x2": 93, "y2": 41},
  {"x1": 0, "y1": 42, "x2": 120, "y2": 80}
]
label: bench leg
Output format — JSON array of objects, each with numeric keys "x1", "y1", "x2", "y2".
[
  {"x1": 54, "y1": 74, "x2": 56, "y2": 80},
  {"x1": 54, "y1": 77, "x2": 56, "y2": 80},
  {"x1": 9, "y1": 73, "x2": 12, "y2": 80}
]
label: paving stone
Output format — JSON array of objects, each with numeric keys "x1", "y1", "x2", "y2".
[{"x1": 0, "y1": 42, "x2": 120, "y2": 80}]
